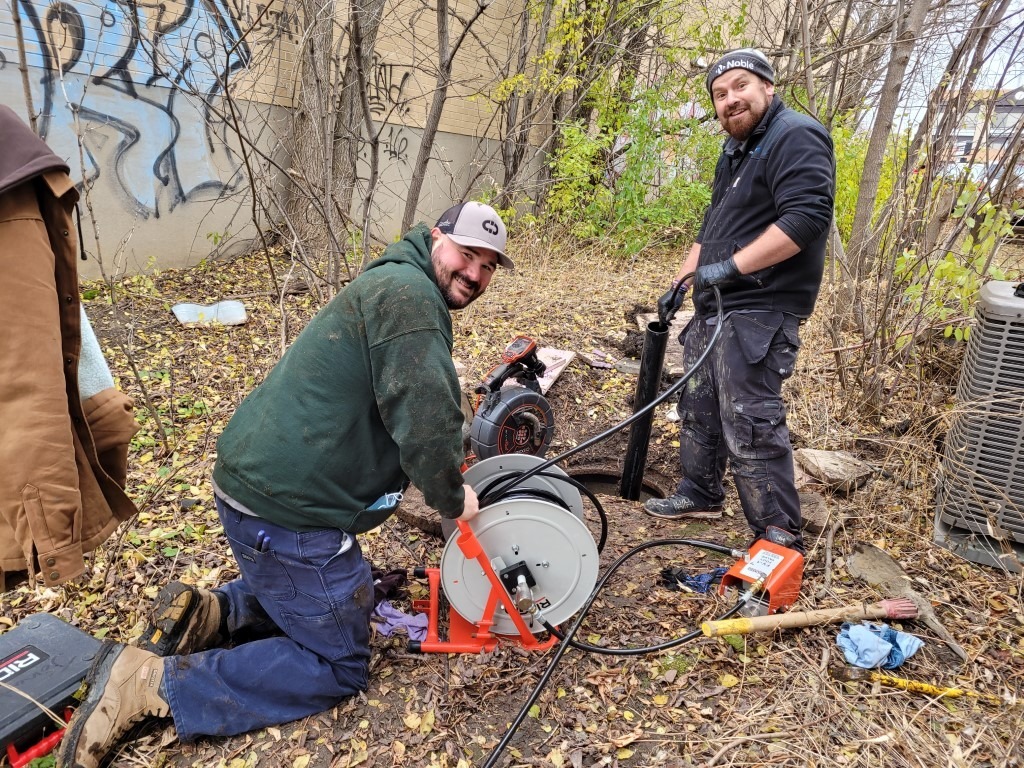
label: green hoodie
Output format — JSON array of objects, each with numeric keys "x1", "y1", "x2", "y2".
[{"x1": 212, "y1": 224, "x2": 465, "y2": 533}]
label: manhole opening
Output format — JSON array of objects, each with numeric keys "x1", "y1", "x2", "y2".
[{"x1": 568, "y1": 470, "x2": 668, "y2": 503}]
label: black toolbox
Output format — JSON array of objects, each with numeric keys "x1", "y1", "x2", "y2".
[{"x1": 0, "y1": 613, "x2": 101, "y2": 762}]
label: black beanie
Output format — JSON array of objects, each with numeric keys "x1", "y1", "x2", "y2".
[{"x1": 706, "y1": 49, "x2": 775, "y2": 95}]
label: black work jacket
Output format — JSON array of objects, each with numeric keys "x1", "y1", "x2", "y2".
[{"x1": 694, "y1": 96, "x2": 835, "y2": 318}]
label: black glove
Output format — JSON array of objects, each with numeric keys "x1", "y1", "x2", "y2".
[
  {"x1": 657, "y1": 282, "x2": 687, "y2": 323},
  {"x1": 694, "y1": 257, "x2": 741, "y2": 292}
]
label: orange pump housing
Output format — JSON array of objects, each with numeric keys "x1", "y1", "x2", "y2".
[{"x1": 719, "y1": 539, "x2": 804, "y2": 614}]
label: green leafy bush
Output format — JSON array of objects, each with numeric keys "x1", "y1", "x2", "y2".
[
  {"x1": 894, "y1": 190, "x2": 1021, "y2": 341},
  {"x1": 545, "y1": 84, "x2": 718, "y2": 257}
]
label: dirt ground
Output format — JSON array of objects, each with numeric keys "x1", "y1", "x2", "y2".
[{"x1": 2, "y1": 241, "x2": 1022, "y2": 768}]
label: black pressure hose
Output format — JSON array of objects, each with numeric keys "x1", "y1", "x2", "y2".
[
  {"x1": 477, "y1": 470, "x2": 610, "y2": 553},
  {"x1": 481, "y1": 536, "x2": 746, "y2": 768},
  {"x1": 478, "y1": 280, "x2": 723, "y2": 506},
  {"x1": 539, "y1": 537, "x2": 741, "y2": 656}
]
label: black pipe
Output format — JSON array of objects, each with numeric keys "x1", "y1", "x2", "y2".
[{"x1": 619, "y1": 320, "x2": 669, "y2": 500}]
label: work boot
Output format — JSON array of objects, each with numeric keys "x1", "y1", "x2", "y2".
[
  {"x1": 138, "y1": 581, "x2": 227, "y2": 656},
  {"x1": 57, "y1": 643, "x2": 170, "y2": 768},
  {"x1": 643, "y1": 493, "x2": 723, "y2": 520}
]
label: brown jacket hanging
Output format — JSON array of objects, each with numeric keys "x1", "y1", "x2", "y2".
[{"x1": 0, "y1": 105, "x2": 139, "y2": 590}]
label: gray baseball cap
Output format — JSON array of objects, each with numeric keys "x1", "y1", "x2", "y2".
[{"x1": 435, "y1": 201, "x2": 513, "y2": 270}]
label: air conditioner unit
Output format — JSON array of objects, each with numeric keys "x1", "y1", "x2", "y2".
[{"x1": 935, "y1": 280, "x2": 1024, "y2": 573}]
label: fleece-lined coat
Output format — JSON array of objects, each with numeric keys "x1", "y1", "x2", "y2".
[{"x1": 0, "y1": 106, "x2": 139, "y2": 590}]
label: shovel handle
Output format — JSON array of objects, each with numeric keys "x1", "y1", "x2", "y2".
[{"x1": 702, "y1": 603, "x2": 890, "y2": 637}]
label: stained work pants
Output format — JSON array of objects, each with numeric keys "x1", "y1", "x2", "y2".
[
  {"x1": 162, "y1": 495, "x2": 374, "y2": 740},
  {"x1": 674, "y1": 311, "x2": 804, "y2": 550}
]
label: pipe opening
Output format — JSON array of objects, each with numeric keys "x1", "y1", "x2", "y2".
[{"x1": 568, "y1": 467, "x2": 669, "y2": 503}]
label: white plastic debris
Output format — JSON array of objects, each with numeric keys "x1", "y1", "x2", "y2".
[{"x1": 172, "y1": 300, "x2": 247, "y2": 326}]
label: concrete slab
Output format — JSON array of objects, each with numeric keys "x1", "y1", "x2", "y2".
[{"x1": 536, "y1": 347, "x2": 576, "y2": 394}]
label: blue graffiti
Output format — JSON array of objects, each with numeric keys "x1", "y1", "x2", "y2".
[{"x1": 12, "y1": 0, "x2": 251, "y2": 218}]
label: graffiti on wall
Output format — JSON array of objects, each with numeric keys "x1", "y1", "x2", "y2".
[
  {"x1": 244, "y1": 0, "x2": 301, "y2": 42},
  {"x1": 368, "y1": 53, "x2": 409, "y2": 118},
  {"x1": 2, "y1": 0, "x2": 419, "y2": 220},
  {"x1": 5, "y1": 0, "x2": 264, "y2": 218}
]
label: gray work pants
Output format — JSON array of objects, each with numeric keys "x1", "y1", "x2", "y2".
[{"x1": 674, "y1": 311, "x2": 804, "y2": 550}]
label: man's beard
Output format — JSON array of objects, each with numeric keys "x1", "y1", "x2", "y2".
[
  {"x1": 434, "y1": 260, "x2": 481, "y2": 309},
  {"x1": 721, "y1": 98, "x2": 769, "y2": 141}
]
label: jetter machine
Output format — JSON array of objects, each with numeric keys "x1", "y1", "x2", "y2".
[
  {"x1": 469, "y1": 336, "x2": 555, "y2": 460},
  {"x1": 416, "y1": 452, "x2": 804, "y2": 655},
  {"x1": 413, "y1": 454, "x2": 599, "y2": 653}
]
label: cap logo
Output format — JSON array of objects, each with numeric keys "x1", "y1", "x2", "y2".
[
  {"x1": 438, "y1": 218, "x2": 453, "y2": 228},
  {"x1": 482, "y1": 219, "x2": 499, "y2": 235},
  {"x1": 716, "y1": 57, "x2": 756, "y2": 77}
]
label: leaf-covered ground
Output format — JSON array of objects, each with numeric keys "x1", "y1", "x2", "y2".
[{"x1": 2, "y1": 239, "x2": 1022, "y2": 768}]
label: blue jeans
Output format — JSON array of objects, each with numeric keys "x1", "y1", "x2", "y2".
[
  {"x1": 161, "y1": 496, "x2": 374, "y2": 741},
  {"x1": 675, "y1": 311, "x2": 804, "y2": 549}
]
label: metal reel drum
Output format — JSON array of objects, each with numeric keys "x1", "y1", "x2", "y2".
[
  {"x1": 439, "y1": 497, "x2": 599, "y2": 636},
  {"x1": 442, "y1": 454, "x2": 585, "y2": 539}
]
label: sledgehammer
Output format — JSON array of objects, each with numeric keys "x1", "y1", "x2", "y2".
[{"x1": 701, "y1": 598, "x2": 918, "y2": 637}]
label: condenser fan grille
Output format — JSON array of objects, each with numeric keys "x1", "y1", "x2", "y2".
[{"x1": 935, "y1": 281, "x2": 1024, "y2": 572}]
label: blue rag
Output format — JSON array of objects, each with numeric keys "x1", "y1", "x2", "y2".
[
  {"x1": 836, "y1": 621, "x2": 924, "y2": 669},
  {"x1": 660, "y1": 566, "x2": 729, "y2": 594}
]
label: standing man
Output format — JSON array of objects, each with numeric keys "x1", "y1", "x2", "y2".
[
  {"x1": 59, "y1": 202, "x2": 513, "y2": 767},
  {"x1": 644, "y1": 49, "x2": 835, "y2": 552}
]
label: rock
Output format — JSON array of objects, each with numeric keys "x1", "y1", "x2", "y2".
[
  {"x1": 614, "y1": 358, "x2": 642, "y2": 374},
  {"x1": 603, "y1": 329, "x2": 628, "y2": 349},
  {"x1": 579, "y1": 348, "x2": 615, "y2": 369},
  {"x1": 794, "y1": 449, "x2": 874, "y2": 495},
  {"x1": 793, "y1": 460, "x2": 816, "y2": 488},
  {"x1": 798, "y1": 491, "x2": 829, "y2": 534}
]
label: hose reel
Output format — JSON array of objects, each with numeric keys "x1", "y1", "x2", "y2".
[
  {"x1": 418, "y1": 455, "x2": 600, "y2": 647},
  {"x1": 439, "y1": 497, "x2": 599, "y2": 636}
]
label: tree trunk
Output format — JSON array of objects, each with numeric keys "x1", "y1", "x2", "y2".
[
  {"x1": 846, "y1": 0, "x2": 931, "y2": 280},
  {"x1": 285, "y1": 0, "x2": 341, "y2": 290},
  {"x1": 497, "y1": 0, "x2": 535, "y2": 208},
  {"x1": 332, "y1": 0, "x2": 387, "y2": 281},
  {"x1": 401, "y1": 0, "x2": 487, "y2": 231}
]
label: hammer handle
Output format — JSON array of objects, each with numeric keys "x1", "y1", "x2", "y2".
[{"x1": 702, "y1": 604, "x2": 889, "y2": 637}]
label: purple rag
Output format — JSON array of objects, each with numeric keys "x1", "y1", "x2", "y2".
[{"x1": 372, "y1": 600, "x2": 428, "y2": 641}]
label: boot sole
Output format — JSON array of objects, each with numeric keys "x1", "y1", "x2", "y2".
[
  {"x1": 58, "y1": 640, "x2": 123, "y2": 768},
  {"x1": 643, "y1": 507, "x2": 723, "y2": 520},
  {"x1": 138, "y1": 582, "x2": 198, "y2": 657}
]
